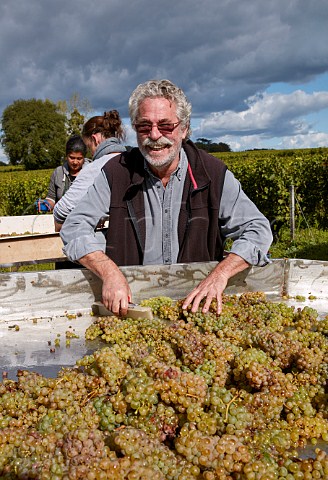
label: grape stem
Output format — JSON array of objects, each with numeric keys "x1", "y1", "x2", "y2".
[
  {"x1": 55, "y1": 376, "x2": 69, "y2": 386},
  {"x1": 224, "y1": 393, "x2": 240, "y2": 423},
  {"x1": 114, "y1": 425, "x2": 126, "y2": 431},
  {"x1": 81, "y1": 387, "x2": 102, "y2": 406}
]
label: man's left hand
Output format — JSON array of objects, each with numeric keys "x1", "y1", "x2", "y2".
[{"x1": 182, "y1": 253, "x2": 250, "y2": 314}]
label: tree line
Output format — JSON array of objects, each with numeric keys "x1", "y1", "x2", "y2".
[
  {"x1": 194, "y1": 138, "x2": 231, "y2": 153},
  {"x1": 0, "y1": 97, "x2": 231, "y2": 170}
]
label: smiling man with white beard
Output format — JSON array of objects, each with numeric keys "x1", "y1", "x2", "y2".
[{"x1": 60, "y1": 79, "x2": 273, "y2": 317}]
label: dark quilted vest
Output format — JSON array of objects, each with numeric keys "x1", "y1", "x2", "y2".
[{"x1": 102, "y1": 140, "x2": 227, "y2": 266}]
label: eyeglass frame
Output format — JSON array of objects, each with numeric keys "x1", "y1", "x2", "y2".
[{"x1": 133, "y1": 120, "x2": 181, "y2": 135}]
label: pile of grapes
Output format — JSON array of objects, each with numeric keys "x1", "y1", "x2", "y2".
[{"x1": 0, "y1": 292, "x2": 327, "y2": 479}]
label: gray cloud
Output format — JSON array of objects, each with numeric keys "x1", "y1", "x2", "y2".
[{"x1": 1, "y1": 0, "x2": 328, "y2": 152}]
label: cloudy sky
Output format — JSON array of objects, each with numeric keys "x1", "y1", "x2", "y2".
[{"x1": 1, "y1": 0, "x2": 328, "y2": 162}]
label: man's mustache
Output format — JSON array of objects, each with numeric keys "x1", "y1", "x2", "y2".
[{"x1": 142, "y1": 137, "x2": 173, "y2": 148}]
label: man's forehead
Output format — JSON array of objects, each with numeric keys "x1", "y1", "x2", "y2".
[{"x1": 137, "y1": 97, "x2": 176, "y2": 117}]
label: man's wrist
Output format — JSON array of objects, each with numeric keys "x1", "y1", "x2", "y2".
[
  {"x1": 79, "y1": 252, "x2": 117, "y2": 280},
  {"x1": 216, "y1": 253, "x2": 249, "y2": 277}
]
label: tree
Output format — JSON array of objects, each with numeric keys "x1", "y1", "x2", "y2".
[
  {"x1": 67, "y1": 108, "x2": 85, "y2": 136},
  {"x1": 1, "y1": 99, "x2": 67, "y2": 169},
  {"x1": 57, "y1": 92, "x2": 92, "y2": 136},
  {"x1": 195, "y1": 138, "x2": 231, "y2": 153},
  {"x1": 196, "y1": 137, "x2": 212, "y2": 145},
  {"x1": 216, "y1": 142, "x2": 231, "y2": 152}
]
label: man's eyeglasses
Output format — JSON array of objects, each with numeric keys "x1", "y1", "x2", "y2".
[{"x1": 134, "y1": 121, "x2": 181, "y2": 135}]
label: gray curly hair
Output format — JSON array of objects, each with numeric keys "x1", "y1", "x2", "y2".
[{"x1": 129, "y1": 79, "x2": 192, "y2": 138}]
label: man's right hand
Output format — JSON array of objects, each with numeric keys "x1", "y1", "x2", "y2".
[
  {"x1": 78, "y1": 251, "x2": 132, "y2": 316},
  {"x1": 101, "y1": 267, "x2": 131, "y2": 316}
]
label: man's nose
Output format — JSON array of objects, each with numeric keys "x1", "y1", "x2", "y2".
[{"x1": 148, "y1": 124, "x2": 162, "y2": 140}]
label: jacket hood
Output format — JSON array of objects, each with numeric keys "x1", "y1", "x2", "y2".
[{"x1": 93, "y1": 137, "x2": 126, "y2": 161}]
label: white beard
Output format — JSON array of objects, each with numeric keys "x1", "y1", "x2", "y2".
[{"x1": 139, "y1": 137, "x2": 181, "y2": 169}]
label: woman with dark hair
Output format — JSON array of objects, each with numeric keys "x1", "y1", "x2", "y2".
[
  {"x1": 41, "y1": 135, "x2": 88, "y2": 211},
  {"x1": 53, "y1": 110, "x2": 126, "y2": 231}
]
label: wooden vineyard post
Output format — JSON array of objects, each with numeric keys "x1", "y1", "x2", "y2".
[{"x1": 289, "y1": 184, "x2": 295, "y2": 240}]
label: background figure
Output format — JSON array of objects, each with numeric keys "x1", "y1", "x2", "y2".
[
  {"x1": 44, "y1": 134, "x2": 88, "y2": 211},
  {"x1": 34, "y1": 134, "x2": 88, "y2": 269},
  {"x1": 53, "y1": 110, "x2": 126, "y2": 231}
]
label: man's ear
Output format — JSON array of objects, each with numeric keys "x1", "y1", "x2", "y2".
[{"x1": 182, "y1": 123, "x2": 189, "y2": 140}]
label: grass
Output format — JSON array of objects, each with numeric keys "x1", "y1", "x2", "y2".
[
  {"x1": 1, "y1": 263, "x2": 55, "y2": 273},
  {"x1": 269, "y1": 227, "x2": 328, "y2": 261}
]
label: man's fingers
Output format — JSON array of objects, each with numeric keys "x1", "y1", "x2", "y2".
[
  {"x1": 201, "y1": 295, "x2": 213, "y2": 313},
  {"x1": 183, "y1": 290, "x2": 210, "y2": 313},
  {"x1": 118, "y1": 297, "x2": 129, "y2": 317},
  {"x1": 182, "y1": 290, "x2": 203, "y2": 311},
  {"x1": 183, "y1": 288, "x2": 223, "y2": 316},
  {"x1": 107, "y1": 295, "x2": 129, "y2": 317},
  {"x1": 216, "y1": 296, "x2": 222, "y2": 315},
  {"x1": 182, "y1": 292, "x2": 196, "y2": 310}
]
